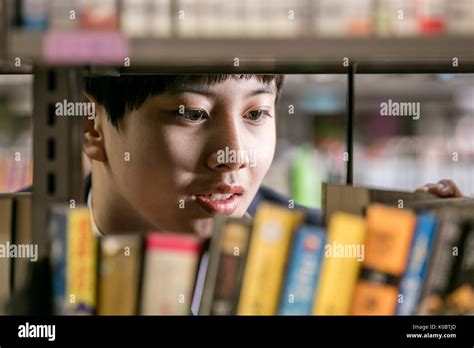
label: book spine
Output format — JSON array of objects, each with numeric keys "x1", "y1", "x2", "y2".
[
  {"x1": 350, "y1": 204, "x2": 416, "y2": 315},
  {"x1": 198, "y1": 216, "x2": 226, "y2": 315},
  {"x1": 79, "y1": 0, "x2": 118, "y2": 30},
  {"x1": 396, "y1": 213, "x2": 438, "y2": 315},
  {"x1": 444, "y1": 221, "x2": 474, "y2": 314},
  {"x1": 237, "y1": 203, "x2": 304, "y2": 315},
  {"x1": 49, "y1": 208, "x2": 68, "y2": 315},
  {"x1": 191, "y1": 251, "x2": 209, "y2": 316},
  {"x1": 21, "y1": 0, "x2": 48, "y2": 30},
  {"x1": 210, "y1": 219, "x2": 251, "y2": 315},
  {"x1": 416, "y1": 0, "x2": 445, "y2": 35},
  {"x1": 313, "y1": 212, "x2": 366, "y2": 315},
  {"x1": 12, "y1": 195, "x2": 32, "y2": 295},
  {"x1": 141, "y1": 233, "x2": 200, "y2": 315},
  {"x1": 97, "y1": 235, "x2": 142, "y2": 315},
  {"x1": 0, "y1": 196, "x2": 14, "y2": 314},
  {"x1": 279, "y1": 224, "x2": 325, "y2": 315},
  {"x1": 417, "y1": 214, "x2": 464, "y2": 315},
  {"x1": 66, "y1": 207, "x2": 98, "y2": 315}
]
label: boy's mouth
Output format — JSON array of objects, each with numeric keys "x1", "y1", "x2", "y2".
[{"x1": 192, "y1": 184, "x2": 244, "y2": 215}]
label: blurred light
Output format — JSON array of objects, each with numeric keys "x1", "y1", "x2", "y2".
[
  {"x1": 434, "y1": 74, "x2": 455, "y2": 81},
  {"x1": 300, "y1": 88, "x2": 344, "y2": 114}
]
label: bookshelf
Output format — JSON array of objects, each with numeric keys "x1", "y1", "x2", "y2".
[
  {"x1": 7, "y1": 30, "x2": 474, "y2": 69},
  {"x1": 1, "y1": 0, "x2": 474, "y2": 316},
  {"x1": 31, "y1": 68, "x2": 84, "y2": 255},
  {"x1": 0, "y1": 18, "x2": 466, "y2": 260}
]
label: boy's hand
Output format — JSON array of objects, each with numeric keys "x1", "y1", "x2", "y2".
[{"x1": 416, "y1": 179, "x2": 464, "y2": 198}]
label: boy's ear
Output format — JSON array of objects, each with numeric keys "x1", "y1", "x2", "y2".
[{"x1": 83, "y1": 92, "x2": 107, "y2": 162}]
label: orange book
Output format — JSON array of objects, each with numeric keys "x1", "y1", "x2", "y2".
[
  {"x1": 351, "y1": 204, "x2": 417, "y2": 315},
  {"x1": 351, "y1": 278, "x2": 400, "y2": 315}
]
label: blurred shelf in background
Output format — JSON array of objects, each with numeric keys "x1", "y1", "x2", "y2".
[
  {"x1": 0, "y1": 0, "x2": 472, "y2": 69},
  {"x1": 6, "y1": 30, "x2": 474, "y2": 68}
]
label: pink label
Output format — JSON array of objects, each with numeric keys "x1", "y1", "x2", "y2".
[{"x1": 43, "y1": 31, "x2": 129, "y2": 65}]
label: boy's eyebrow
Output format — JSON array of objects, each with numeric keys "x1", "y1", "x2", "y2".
[
  {"x1": 167, "y1": 85, "x2": 214, "y2": 96},
  {"x1": 245, "y1": 86, "x2": 276, "y2": 98},
  {"x1": 165, "y1": 84, "x2": 276, "y2": 98}
]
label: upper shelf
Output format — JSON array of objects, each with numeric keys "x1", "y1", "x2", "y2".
[{"x1": 5, "y1": 30, "x2": 474, "y2": 73}]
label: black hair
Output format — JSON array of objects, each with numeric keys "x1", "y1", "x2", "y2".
[{"x1": 84, "y1": 74, "x2": 284, "y2": 128}]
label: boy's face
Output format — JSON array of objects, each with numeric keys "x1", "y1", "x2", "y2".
[{"x1": 100, "y1": 77, "x2": 277, "y2": 235}]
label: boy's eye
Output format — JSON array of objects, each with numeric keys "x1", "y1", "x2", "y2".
[
  {"x1": 175, "y1": 109, "x2": 208, "y2": 122},
  {"x1": 245, "y1": 109, "x2": 271, "y2": 123}
]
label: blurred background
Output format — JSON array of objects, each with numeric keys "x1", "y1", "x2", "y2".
[
  {"x1": 2, "y1": 0, "x2": 473, "y2": 37},
  {"x1": 0, "y1": 74, "x2": 32, "y2": 192}
]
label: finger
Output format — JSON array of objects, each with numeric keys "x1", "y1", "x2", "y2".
[
  {"x1": 430, "y1": 183, "x2": 453, "y2": 197},
  {"x1": 416, "y1": 183, "x2": 435, "y2": 193},
  {"x1": 419, "y1": 183, "x2": 451, "y2": 197},
  {"x1": 438, "y1": 179, "x2": 464, "y2": 198}
]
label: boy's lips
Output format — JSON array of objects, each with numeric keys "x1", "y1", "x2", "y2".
[{"x1": 192, "y1": 184, "x2": 244, "y2": 215}]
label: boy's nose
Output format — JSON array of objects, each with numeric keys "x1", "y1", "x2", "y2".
[
  {"x1": 207, "y1": 149, "x2": 250, "y2": 172},
  {"x1": 206, "y1": 112, "x2": 251, "y2": 172}
]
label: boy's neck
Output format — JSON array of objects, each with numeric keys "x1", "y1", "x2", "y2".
[{"x1": 90, "y1": 162, "x2": 155, "y2": 235}]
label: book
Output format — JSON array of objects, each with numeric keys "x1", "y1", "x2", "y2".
[
  {"x1": 314, "y1": 0, "x2": 347, "y2": 37},
  {"x1": 346, "y1": 0, "x2": 373, "y2": 36},
  {"x1": 141, "y1": 233, "x2": 201, "y2": 315},
  {"x1": 237, "y1": 203, "x2": 304, "y2": 315},
  {"x1": 191, "y1": 250, "x2": 209, "y2": 316},
  {"x1": 65, "y1": 207, "x2": 98, "y2": 315},
  {"x1": 48, "y1": 0, "x2": 79, "y2": 30},
  {"x1": 312, "y1": 212, "x2": 366, "y2": 315},
  {"x1": 417, "y1": 0, "x2": 445, "y2": 35},
  {"x1": 444, "y1": 220, "x2": 474, "y2": 314},
  {"x1": 417, "y1": 209, "x2": 465, "y2": 315},
  {"x1": 322, "y1": 182, "x2": 434, "y2": 227},
  {"x1": 199, "y1": 216, "x2": 226, "y2": 315},
  {"x1": 279, "y1": 224, "x2": 326, "y2": 315},
  {"x1": 49, "y1": 205, "x2": 69, "y2": 315},
  {"x1": 97, "y1": 235, "x2": 143, "y2": 315},
  {"x1": 149, "y1": 0, "x2": 172, "y2": 38},
  {"x1": 403, "y1": 200, "x2": 474, "y2": 314},
  {"x1": 390, "y1": 0, "x2": 418, "y2": 37},
  {"x1": 0, "y1": 195, "x2": 14, "y2": 314},
  {"x1": 20, "y1": 0, "x2": 48, "y2": 30},
  {"x1": 200, "y1": 216, "x2": 252, "y2": 315},
  {"x1": 396, "y1": 212, "x2": 438, "y2": 315},
  {"x1": 120, "y1": 0, "x2": 148, "y2": 37},
  {"x1": 11, "y1": 194, "x2": 33, "y2": 295},
  {"x1": 446, "y1": 0, "x2": 474, "y2": 35},
  {"x1": 350, "y1": 204, "x2": 417, "y2": 315},
  {"x1": 79, "y1": 0, "x2": 118, "y2": 30}
]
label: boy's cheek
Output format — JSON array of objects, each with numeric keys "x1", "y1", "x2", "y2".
[{"x1": 256, "y1": 137, "x2": 276, "y2": 174}]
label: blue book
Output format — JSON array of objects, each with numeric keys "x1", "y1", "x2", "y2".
[
  {"x1": 278, "y1": 224, "x2": 326, "y2": 315},
  {"x1": 396, "y1": 212, "x2": 438, "y2": 315},
  {"x1": 49, "y1": 206, "x2": 68, "y2": 315}
]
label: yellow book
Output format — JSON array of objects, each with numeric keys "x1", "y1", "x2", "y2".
[
  {"x1": 97, "y1": 235, "x2": 142, "y2": 315},
  {"x1": 237, "y1": 203, "x2": 304, "y2": 315},
  {"x1": 313, "y1": 212, "x2": 366, "y2": 315},
  {"x1": 66, "y1": 207, "x2": 97, "y2": 314}
]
